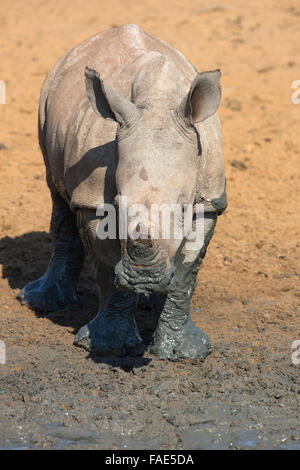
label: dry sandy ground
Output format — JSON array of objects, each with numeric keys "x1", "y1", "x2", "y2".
[{"x1": 0, "y1": 0, "x2": 299, "y2": 449}]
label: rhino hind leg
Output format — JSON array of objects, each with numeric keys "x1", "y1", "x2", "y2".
[
  {"x1": 17, "y1": 191, "x2": 84, "y2": 312},
  {"x1": 74, "y1": 269, "x2": 144, "y2": 357}
]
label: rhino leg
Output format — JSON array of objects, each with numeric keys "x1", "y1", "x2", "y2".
[
  {"x1": 150, "y1": 213, "x2": 217, "y2": 361},
  {"x1": 17, "y1": 191, "x2": 84, "y2": 312},
  {"x1": 74, "y1": 263, "x2": 144, "y2": 356}
]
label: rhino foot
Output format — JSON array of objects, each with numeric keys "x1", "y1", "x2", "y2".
[
  {"x1": 150, "y1": 318, "x2": 212, "y2": 361},
  {"x1": 17, "y1": 274, "x2": 79, "y2": 312},
  {"x1": 74, "y1": 311, "x2": 145, "y2": 357}
]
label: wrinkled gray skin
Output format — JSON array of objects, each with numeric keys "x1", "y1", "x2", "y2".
[{"x1": 18, "y1": 24, "x2": 227, "y2": 360}]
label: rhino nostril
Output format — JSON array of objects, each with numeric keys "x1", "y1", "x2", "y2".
[
  {"x1": 128, "y1": 221, "x2": 149, "y2": 241},
  {"x1": 128, "y1": 236, "x2": 153, "y2": 248},
  {"x1": 127, "y1": 230, "x2": 154, "y2": 259}
]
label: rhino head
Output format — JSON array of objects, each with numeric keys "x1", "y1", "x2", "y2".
[{"x1": 85, "y1": 54, "x2": 221, "y2": 295}]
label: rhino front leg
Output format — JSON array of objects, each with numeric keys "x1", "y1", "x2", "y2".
[
  {"x1": 150, "y1": 258, "x2": 211, "y2": 361},
  {"x1": 150, "y1": 213, "x2": 217, "y2": 361},
  {"x1": 74, "y1": 263, "x2": 144, "y2": 357},
  {"x1": 17, "y1": 191, "x2": 84, "y2": 312}
]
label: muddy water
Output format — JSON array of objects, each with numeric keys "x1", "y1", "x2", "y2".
[
  {"x1": 0, "y1": 328, "x2": 299, "y2": 450},
  {"x1": 1, "y1": 404, "x2": 300, "y2": 450}
]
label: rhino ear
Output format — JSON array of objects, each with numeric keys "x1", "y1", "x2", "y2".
[
  {"x1": 178, "y1": 70, "x2": 221, "y2": 124},
  {"x1": 85, "y1": 67, "x2": 140, "y2": 125}
]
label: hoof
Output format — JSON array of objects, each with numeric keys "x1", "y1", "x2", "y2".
[
  {"x1": 17, "y1": 275, "x2": 79, "y2": 312},
  {"x1": 74, "y1": 312, "x2": 145, "y2": 357},
  {"x1": 150, "y1": 319, "x2": 212, "y2": 361}
]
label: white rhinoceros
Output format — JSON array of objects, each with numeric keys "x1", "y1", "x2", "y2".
[{"x1": 18, "y1": 24, "x2": 227, "y2": 360}]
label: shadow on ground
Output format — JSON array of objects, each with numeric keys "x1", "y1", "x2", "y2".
[{"x1": 0, "y1": 231, "x2": 157, "y2": 370}]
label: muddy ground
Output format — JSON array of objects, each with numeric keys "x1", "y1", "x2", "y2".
[{"x1": 0, "y1": 0, "x2": 299, "y2": 450}]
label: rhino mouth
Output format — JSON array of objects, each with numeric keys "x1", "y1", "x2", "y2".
[{"x1": 114, "y1": 256, "x2": 175, "y2": 295}]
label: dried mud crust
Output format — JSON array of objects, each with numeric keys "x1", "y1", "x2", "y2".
[{"x1": 0, "y1": 0, "x2": 300, "y2": 450}]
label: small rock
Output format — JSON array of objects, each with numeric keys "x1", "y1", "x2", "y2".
[
  {"x1": 256, "y1": 271, "x2": 268, "y2": 278},
  {"x1": 0, "y1": 142, "x2": 8, "y2": 151},
  {"x1": 231, "y1": 160, "x2": 248, "y2": 170},
  {"x1": 225, "y1": 98, "x2": 242, "y2": 111},
  {"x1": 257, "y1": 66, "x2": 274, "y2": 73}
]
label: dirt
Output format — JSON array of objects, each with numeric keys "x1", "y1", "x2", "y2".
[{"x1": 0, "y1": 0, "x2": 299, "y2": 450}]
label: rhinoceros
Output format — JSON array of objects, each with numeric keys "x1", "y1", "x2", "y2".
[{"x1": 18, "y1": 24, "x2": 227, "y2": 360}]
